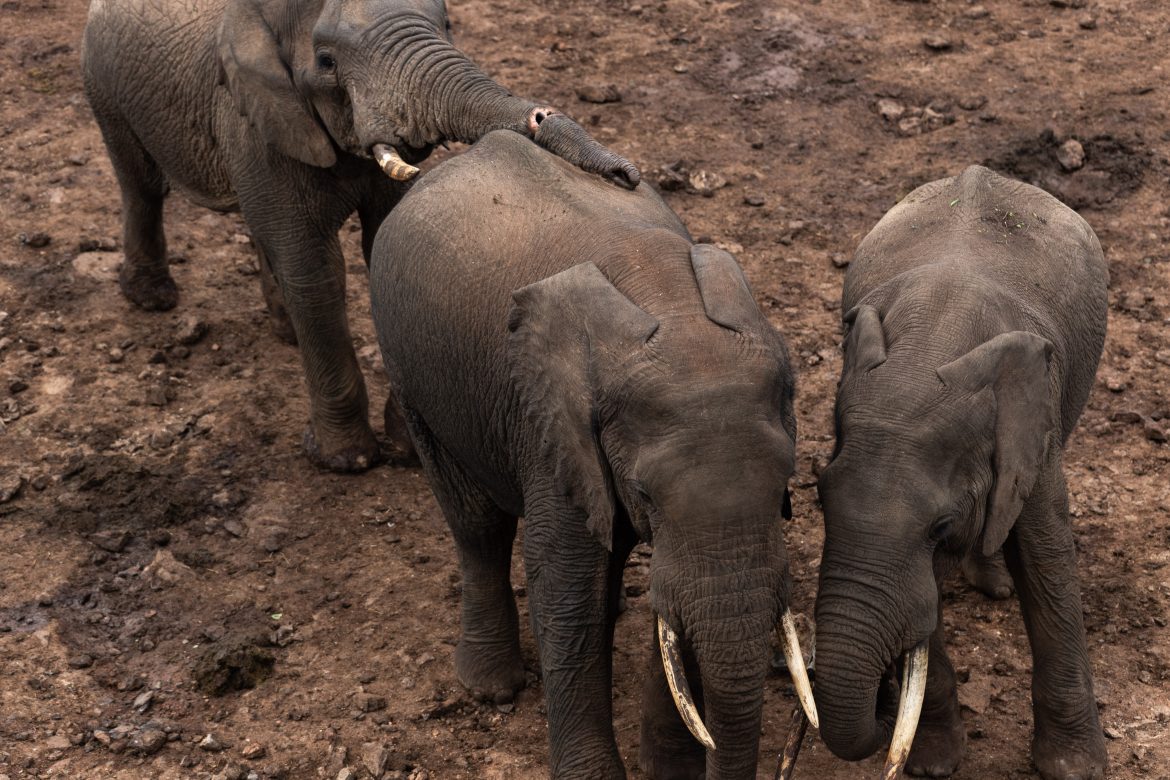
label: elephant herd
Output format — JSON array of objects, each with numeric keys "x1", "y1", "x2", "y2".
[{"x1": 79, "y1": 0, "x2": 1110, "y2": 778}]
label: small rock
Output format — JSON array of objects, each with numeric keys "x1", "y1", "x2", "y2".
[
  {"x1": 1104, "y1": 376, "x2": 1126, "y2": 393},
  {"x1": 258, "y1": 525, "x2": 290, "y2": 554},
  {"x1": 923, "y1": 34, "x2": 953, "y2": 51},
  {"x1": 145, "y1": 386, "x2": 170, "y2": 407},
  {"x1": 8, "y1": 379, "x2": 28, "y2": 394},
  {"x1": 356, "y1": 692, "x2": 388, "y2": 712},
  {"x1": 20, "y1": 232, "x2": 51, "y2": 248},
  {"x1": 144, "y1": 549, "x2": 193, "y2": 585},
  {"x1": 1103, "y1": 725, "x2": 1122, "y2": 740},
  {"x1": 1144, "y1": 419, "x2": 1167, "y2": 444},
  {"x1": 963, "y1": 5, "x2": 990, "y2": 18},
  {"x1": 1078, "y1": 15, "x2": 1097, "y2": 29},
  {"x1": 336, "y1": 769, "x2": 357, "y2": 780},
  {"x1": 133, "y1": 689, "x2": 154, "y2": 713},
  {"x1": 199, "y1": 733, "x2": 225, "y2": 752},
  {"x1": 175, "y1": 316, "x2": 209, "y2": 346},
  {"x1": 830, "y1": 252, "x2": 850, "y2": 269},
  {"x1": 743, "y1": 194, "x2": 766, "y2": 207},
  {"x1": 1154, "y1": 349, "x2": 1170, "y2": 367},
  {"x1": 0, "y1": 475, "x2": 23, "y2": 504},
  {"x1": 361, "y1": 743, "x2": 390, "y2": 778},
  {"x1": 688, "y1": 170, "x2": 727, "y2": 197},
  {"x1": 130, "y1": 728, "x2": 167, "y2": 755},
  {"x1": 1109, "y1": 410, "x2": 1143, "y2": 424},
  {"x1": 223, "y1": 518, "x2": 246, "y2": 537},
  {"x1": 576, "y1": 83, "x2": 621, "y2": 104},
  {"x1": 240, "y1": 742, "x2": 267, "y2": 760},
  {"x1": 876, "y1": 98, "x2": 905, "y2": 121},
  {"x1": 1050, "y1": 0, "x2": 1086, "y2": 7},
  {"x1": 897, "y1": 116, "x2": 923, "y2": 136},
  {"x1": 958, "y1": 95, "x2": 988, "y2": 111},
  {"x1": 1056, "y1": 139, "x2": 1085, "y2": 171},
  {"x1": 67, "y1": 653, "x2": 94, "y2": 669},
  {"x1": 108, "y1": 347, "x2": 124, "y2": 364},
  {"x1": 91, "y1": 529, "x2": 131, "y2": 552}
]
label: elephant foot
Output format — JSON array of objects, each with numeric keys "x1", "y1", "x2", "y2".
[
  {"x1": 962, "y1": 549, "x2": 1014, "y2": 600},
  {"x1": 383, "y1": 396, "x2": 419, "y2": 466},
  {"x1": 1032, "y1": 731, "x2": 1106, "y2": 780},
  {"x1": 906, "y1": 711, "x2": 965, "y2": 777},
  {"x1": 455, "y1": 639, "x2": 525, "y2": 704},
  {"x1": 638, "y1": 738, "x2": 704, "y2": 780},
  {"x1": 303, "y1": 423, "x2": 382, "y2": 473},
  {"x1": 119, "y1": 265, "x2": 178, "y2": 311}
]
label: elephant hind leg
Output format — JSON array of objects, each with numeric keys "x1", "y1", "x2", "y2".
[
  {"x1": 961, "y1": 548, "x2": 1014, "y2": 601},
  {"x1": 94, "y1": 112, "x2": 177, "y2": 311},
  {"x1": 406, "y1": 409, "x2": 525, "y2": 702},
  {"x1": 255, "y1": 243, "x2": 298, "y2": 345}
]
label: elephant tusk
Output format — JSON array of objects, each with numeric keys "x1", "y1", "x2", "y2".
[
  {"x1": 774, "y1": 706, "x2": 809, "y2": 780},
  {"x1": 373, "y1": 143, "x2": 420, "y2": 181},
  {"x1": 881, "y1": 641, "x2": 929, "y2": 780},
  {"x1": 777, "y1": 610, "x2": 819, "y2": 730},
  {"x1": 657, "y1": 615, "x2": 716, "y2": 752}
]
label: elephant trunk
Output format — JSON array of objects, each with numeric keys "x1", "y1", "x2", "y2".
[
  {"x1": 690, "y1": 610, "x2": 774, "y2": 780},
  {"x1": 360, "y1": 16, "x2": 638, "y2": 187},
  {"x1": 812, "y1": 608, "x2": 892, "y2": 761}
]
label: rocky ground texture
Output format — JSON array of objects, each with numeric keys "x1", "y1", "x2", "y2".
[{"x1": 1, "y1": 0, "x2": 1168, "y2": 778}]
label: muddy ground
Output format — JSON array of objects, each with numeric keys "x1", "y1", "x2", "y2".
[{"x1": 1, "y1": 0, "x2": 1168, "y2": 778}]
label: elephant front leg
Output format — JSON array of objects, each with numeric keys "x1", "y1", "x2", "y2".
[
  {"x1": 524, "y1": 507, "x2": 625, "y2": 779},
  {"x1": 906, "y1": 614, "x2": 966, "y2": 777},
  {"x1": 1004, "y1": 461, "x2": 1106, "y2": 780},
  {"x1": 250, "y1": 231, "x2": 380, "y2": 472},
  {"x1": 639, "y1": 627, "x2": 705, "y2": 780}
]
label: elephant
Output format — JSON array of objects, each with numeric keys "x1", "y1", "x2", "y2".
[
  {"x1": 812, "y1": 165, "x2": 1108, "y2": 780},
  {"x1": 368, "y1": 130, "x2": 817, "y2": 779},
  {"x1": 81, "y1": 0, "x2": 638, "y2": 472}
]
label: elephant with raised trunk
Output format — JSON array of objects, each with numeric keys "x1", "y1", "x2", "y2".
[
  {"x1": 81, "y1": 0, "x2": 637, "y2": 471},
  {"x1": 813, "y1": 166, "x2": 1108, "y2": 780},
  {"x1": 369, "y1": 131, "x2": 816, "y2": 779}
]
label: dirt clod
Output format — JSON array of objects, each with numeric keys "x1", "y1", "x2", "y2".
[{"x1": 193, "y1": 639, "x2": 275, "y2": 696}]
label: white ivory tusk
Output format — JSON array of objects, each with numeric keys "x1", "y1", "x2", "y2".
[
  {"x1": 881, "y1": 641, "x2": 929, "y2": 780},
  {"x1": 372, "y1": 143, "x2": 420, "y2": 181},
  {"x1": 778, "y1": 609, "x2": 819, "y2": 730},
  {"x1": 658, "y1": 615, "x2": 717, "y2": 751}
]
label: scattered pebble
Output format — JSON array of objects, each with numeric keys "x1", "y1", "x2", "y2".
[
  {"x1": 175, "y1": 316, "x2": 209, "y2": 346},
  {"x1": 356, "y1": 692, "x2": 388, "y2": 712},
  {"x1": 922, "y1": 34, "x2": 953, "y2": 51},
  {"x1": 688, "y1": 170, "x2": 727, "y2": 197},
  {"x1": 1057, "y1": 138, "x2": 1086, "y2": 171},
  {"x1": 361, "y1": 742, "x2": 390, "y2": 777},
  {"x1": 90, "y1": 529, "x2": 131, "y2": 552},
  {"x1": 743, "y1": 194, "x2": 766, "y2": 207},
  {"x1": 876, "y1": 98, "x2": 905, "y2": 121},
  {"x1": 9, "y1": 379, "x2": 28, "y2": 394},
  {"x1": 19, "y1": 232, "x2": 51, "y2": 248},
  {"x1": 130, "y1": 728, "x2": 167, "y2": 755},
  {"x1": 199, "y1": 733, "x2": 225, "y2": 752},
  {"x1": 67, "y1": 653, "x2": 94, "y2": 669},
  {"x1": 830, "y1": 252, "x2": 850, "y2": 269},
  {"x1": 0, "y1": 475, "x2": 23, "y2": 504},
  {"x1": 1078, "y1": 15, "x2": 1097, "y2": 29},
  {"x1": 240, "y1": 742, "x2": 267, "y2": 760},
  {"x1": 576, "y1": 83, "x2": 622, "y2": 104},
  {"x1": 963, "y1": 5, "x2": 990, "y2": 19}
]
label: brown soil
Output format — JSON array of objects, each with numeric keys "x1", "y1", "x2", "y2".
[{"x1": 1, "y1": 0, "x2": 1168, "y2": 778}]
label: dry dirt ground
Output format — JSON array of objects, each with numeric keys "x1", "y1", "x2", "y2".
[{"x1": 1, "y1": 0, "x2": 1168, "y2": 778}]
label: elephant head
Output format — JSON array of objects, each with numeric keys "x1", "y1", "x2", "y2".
[
  {"x1": 216, "y1": 0, "x2": 639, "y2": 187},
  {"x1": 813, "y1": 300, "x2": 1057, "y2": 770},
  {"x1": 507, "y1": 246, "x2": 815, "y2": 779}
]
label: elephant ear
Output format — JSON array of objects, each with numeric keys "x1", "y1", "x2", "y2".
[
  {"x1": 841, "y1": 304, "x2": 887, "y2": 376},
  {"x1": 936, "y1": 332, "x2": 1056, "y2": 556},
  {"x1": 507, "y1": 263, "x2": 659, "y2": 550},
  {"x1": 690, "y1": 244, "x2": 763, "y2": 333},
  {"x1": 217, "y1": 0, "x2": 337, "y2": 168}
]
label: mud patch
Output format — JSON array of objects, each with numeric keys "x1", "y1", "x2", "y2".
[{"x1": 984, "y1": 130, "x2": 1154, "y2": 210}]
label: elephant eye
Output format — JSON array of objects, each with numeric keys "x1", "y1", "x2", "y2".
[
  {"x1": 316, "y1": 52, "x2": 337, "y2": 72},
  {"x1": 928, "y1": 515, "x2": 955, "y2": 544}
]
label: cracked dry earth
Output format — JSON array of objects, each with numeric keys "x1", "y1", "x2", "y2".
[{"x1": 1, "y1": 0, "x2": 1168, "y2": 778}]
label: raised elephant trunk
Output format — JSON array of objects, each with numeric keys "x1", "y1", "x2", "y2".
[{"x1": 359, "y1": 15, "x2": 639, "y2": 187}]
